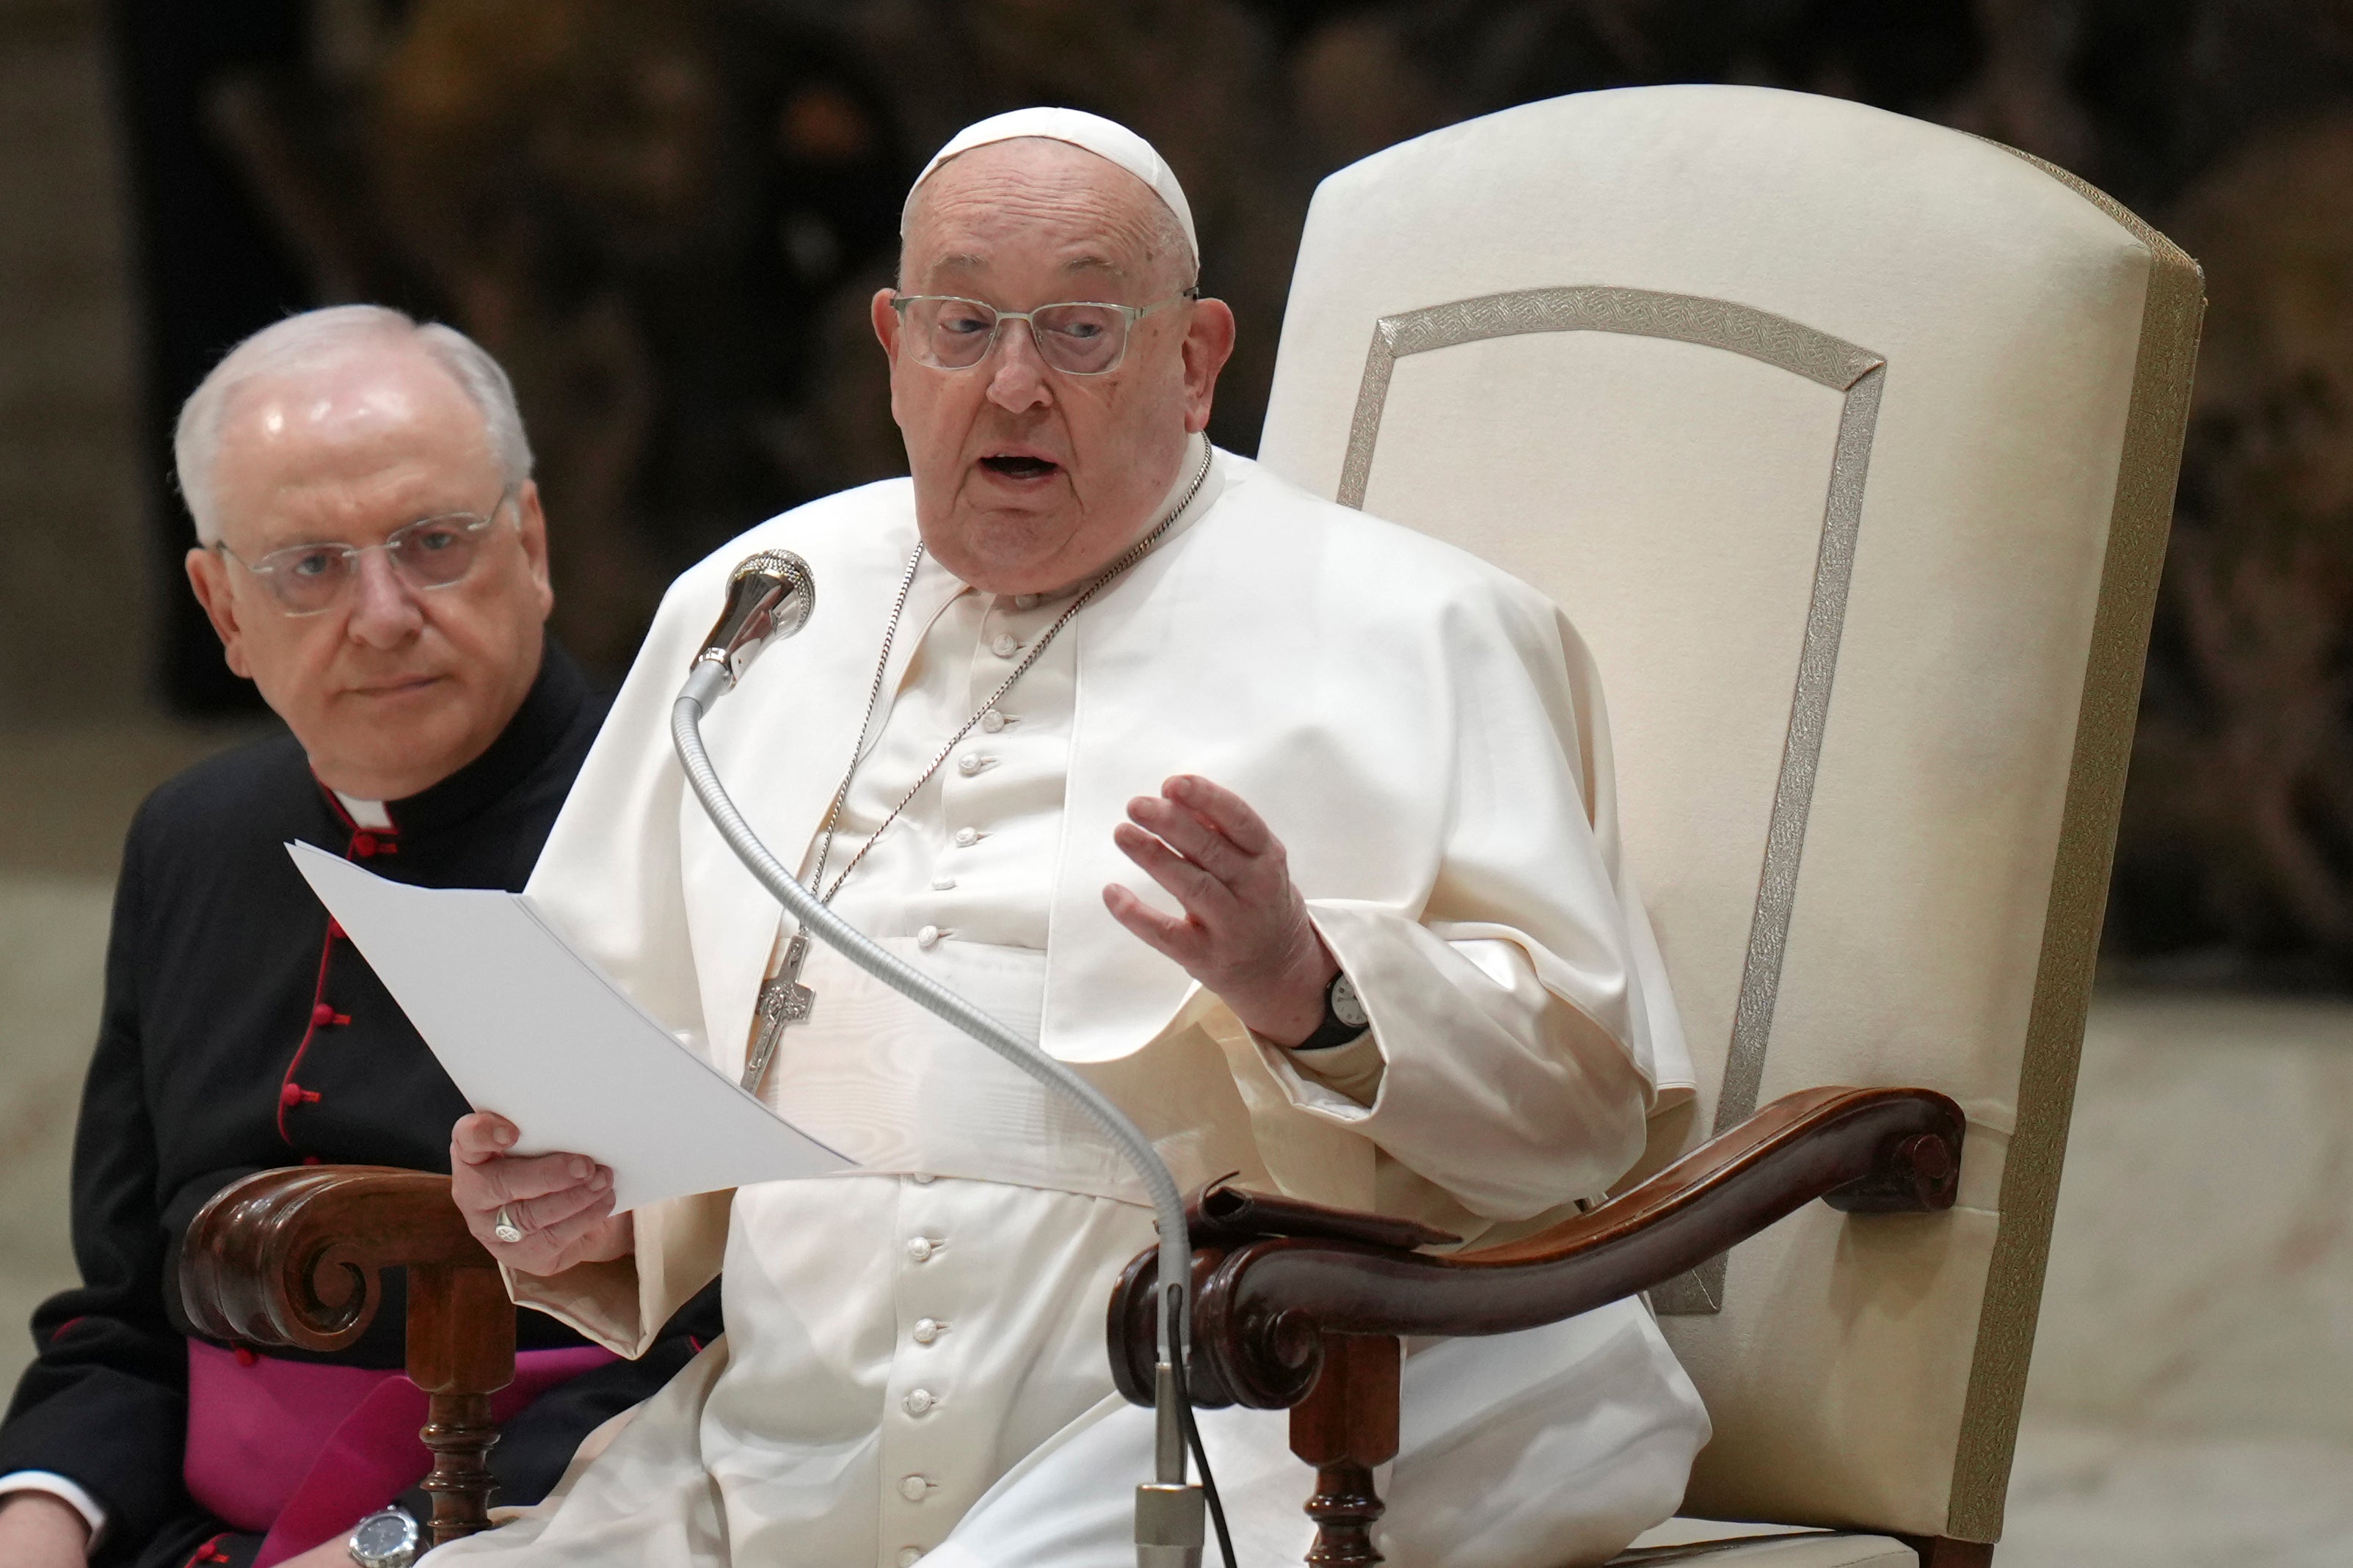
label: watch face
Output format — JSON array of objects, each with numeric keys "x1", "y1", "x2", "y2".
[
  {"x1": 351, "y1": 1508, "x2": 418, "y2": 1566},
  {"x1": 1330, "y1": 974, "x2": 1370, "y2": 1029}
]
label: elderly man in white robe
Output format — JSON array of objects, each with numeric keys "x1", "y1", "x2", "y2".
[{"x1": 434, "y1": 109, "x2": 1711, "y2": 1568}]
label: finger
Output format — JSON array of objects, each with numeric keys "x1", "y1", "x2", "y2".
[
  {"x1": 452, "y1": 1112, "x2": 519, "y2": 1163},
  {"x1": 469, "y1": 1151, "x2": 605, "y2": 1212},
  {"x1": 1103, "y1": 883, "x2": 1207, "y2": 966},
  {"x1": 1126, "y1": 795, "x2": 1248, "y2": 886},
  {"x1": 513, "y1": 1204, "x2": 623, "y2": 1277},
  {"x1": 1113, "y1": 823, "x2": 1237, "y2": 922},
  {"x1": 1165, "y1": 776, "x2": 1276, "y2": 856},
  {"x1": 506, "y1": 1169, "x2": 614, "y2": 1235}
]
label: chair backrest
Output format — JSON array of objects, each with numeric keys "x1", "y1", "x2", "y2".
[{"x1": 1255, "y1": 85, "x2": 2200, "y2": 1545}]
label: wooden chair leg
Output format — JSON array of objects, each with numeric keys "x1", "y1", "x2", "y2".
[
  {"x1": 407, "y1": 1261, "x2": 517, "y2": 1545},
  {"x1": 1287, "y1": 1333, "x2": 1400, "y2": 1567}
]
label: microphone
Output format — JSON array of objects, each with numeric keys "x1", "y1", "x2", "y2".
[
  {"x1": 669, "y1": 546, "x2": 1215, "y2": 1566},
  {"x1": 692, "y1": 550, "x2": 815, "y2": 686}
]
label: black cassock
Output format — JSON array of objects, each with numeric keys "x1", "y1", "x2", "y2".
[{"x1": 0, "y1": 646, "x2": 719, "y2": 1568}]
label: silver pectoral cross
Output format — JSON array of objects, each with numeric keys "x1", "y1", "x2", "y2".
[{"x1": 741, "y1": 927, "x2": 815, "y2": 1092}]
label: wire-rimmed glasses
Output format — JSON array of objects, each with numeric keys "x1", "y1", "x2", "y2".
[
  {"x1": 214, "y1": 487, "x2": 519, "y2": 616},
  {"x1": 890, "y1": 289, "x2": 1199, "y2": 376}
]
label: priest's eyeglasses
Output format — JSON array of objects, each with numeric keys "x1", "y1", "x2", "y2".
[
  {"x1": 213, "y1": 487, "x2": 519, "y2": 616},
  {"x1": 890, "y1": 290, "x2": 1199, "y2": 376}
]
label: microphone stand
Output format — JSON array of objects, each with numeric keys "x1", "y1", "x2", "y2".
[{"x1": 670, "y1": 553, "x2": 1209, "y2": 1568}]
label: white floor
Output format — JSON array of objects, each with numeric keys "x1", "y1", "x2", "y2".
[{"x1": 1, "y1": 866, "x2": 2347, "y2": 1564}]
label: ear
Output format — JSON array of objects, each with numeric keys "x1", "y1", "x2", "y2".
[
  {"x1": 871, "y1": 287, "x2": 909, "y2": 429},
  {"x1": 514, "y1": 481, "x2": 555, "y2": 620},
  {"x1": 1179, "y1": 297, "x2": 1237, "y2": 435},
  {"x1": 185, "y1": 546, "x2": 254, "y2": 679}
]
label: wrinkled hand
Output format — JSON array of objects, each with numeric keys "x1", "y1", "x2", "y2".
[
  {"x1": 0, "y1": 1492, "x2": 90, "y2": 1568},
  {"x1": 1104, "y1": 775, "x2": 1336, "y2": 1046},
  {"x1": 451, "y1": 1112, "x2": 633, "y2": 1278}
]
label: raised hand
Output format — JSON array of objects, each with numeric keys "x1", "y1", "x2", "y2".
[
  {"x1": 450, "y1": 1111, "x2": 633, "y2": 1278},
  {"x1": 1103, "y1": 774, "x2": 1337, "y2": 1046}
]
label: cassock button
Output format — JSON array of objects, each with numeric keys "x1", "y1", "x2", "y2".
[
  {"x1": 279, "y1": 1082, "x2": 303, "y2": 1108},
  {"x1": 1014, "y1": 593, "x2": 1040, "y2": 610},
  {"x1": 930, "y1": 876, "x2": 956, "y2": 891},
  {"x1": 910, "y1": 1172, "x2": 937, "y2": 1185},
  {"x1": 898, "y1": 1550, "x2": 924, "y2": 1567},
  {"x1": 899, "y1": 1474, "x2": 929, "y2": 1502},
  {"x1": 906, "y1": 1236, "x2": 935, "y2": 1263},
  {"x1": 956, "y1": 754, "x2": 982, "y2": 776},
  {"x1": 903, "y1": 1388, "x2": 936, "y2": 1415},
  {"x1": 953, "y1": 828, "x2": 978, "y2": 848},
  {"x1": 912, "y1": 1317, "x2": 942, "y2": 1344},
  {"x1": 979, "y1": 710, "x2": 1005, "y2": 734},
  {"x1": 352, "y1": 833, "x2": 378, "y2": 858},
  {"x1": 311, "y1": 1002, "x2": 335, "y2": 1027},
  {"x1": 991, "y1": 632, "x2": 1019, "y2": 658},
  {"x1": 916, "y1": 925, "x2": 941, "y2": 949}
]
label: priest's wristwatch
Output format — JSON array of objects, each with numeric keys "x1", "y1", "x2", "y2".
[
  {"x1": 348, "y1": 1506, "x2": 421, "y2": 1567},
  {"x1": 1292, "y1": 969, "x2": 1370, "y2": 1051}
]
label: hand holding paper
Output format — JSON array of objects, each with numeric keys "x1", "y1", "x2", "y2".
[{"x1": 289, "y1": 842, "x2": 850, "y2": 1213}]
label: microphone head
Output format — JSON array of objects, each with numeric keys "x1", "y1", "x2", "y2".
[{"x1": 694, "y1": 550, "x2": 814, "y2": 685}]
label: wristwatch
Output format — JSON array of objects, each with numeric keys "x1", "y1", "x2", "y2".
[
  {"x1": 348, "y1": 1506, "x2": 421, "y2": 1567},
  {"x1": 1292, "y1": 970, "x2": 1370, "y2": 1051}
]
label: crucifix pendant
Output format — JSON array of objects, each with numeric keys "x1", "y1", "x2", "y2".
[{"x1": 741, "y1": 927, "x2": 815, "y2": 1093}]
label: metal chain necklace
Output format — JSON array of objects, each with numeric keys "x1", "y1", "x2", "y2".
[{"x1": 740, "y1": 434, "x2": 1214, "y2": 1091}]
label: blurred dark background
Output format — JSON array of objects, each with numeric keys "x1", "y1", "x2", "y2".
[{"x1": 7, "y1": 0, "x2": 2353, "y2": 985}]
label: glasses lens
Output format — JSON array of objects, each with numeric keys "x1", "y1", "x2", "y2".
[
  {"x1": 1030, "y1": 305, "x2": 1128, "y2": 374},
  {"x1": 388, "y1": 514, "x2": 488, "y2": 588},
  {"x1": 912, "y1": 297, "x2": 1000, "y2": 368},
  {"x1": 252, "y1": 544, "x2": 354, "y2": 613}
]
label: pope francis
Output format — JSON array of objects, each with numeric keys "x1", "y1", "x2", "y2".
[{"x1": 434, "y1": 109, "x2": 1711, "y2": 1568}]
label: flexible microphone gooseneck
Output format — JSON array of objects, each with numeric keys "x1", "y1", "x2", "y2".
[{"x1": 671, "y1": 551, "x2": 1211, "y2": 1568}]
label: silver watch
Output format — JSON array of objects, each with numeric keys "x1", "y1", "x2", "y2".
[{"x1": 348, "y1": 1506, "x2": 421, "y2": 1567}]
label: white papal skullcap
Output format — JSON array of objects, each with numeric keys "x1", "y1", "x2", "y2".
[{"x1": 901, "y1": 107, "x2": 1198, "y2": 260}]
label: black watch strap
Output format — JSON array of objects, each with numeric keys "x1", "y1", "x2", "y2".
[{"x1": 1292, "y1": 971, "x2": 1370, "y2": 1051}]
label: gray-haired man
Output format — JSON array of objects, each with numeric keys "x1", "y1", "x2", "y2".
[{"x1": 0, "y1": 307, "x2": 716, "y2": 1568}]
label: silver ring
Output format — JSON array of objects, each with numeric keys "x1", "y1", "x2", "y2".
[{"x1": 492, "y1": 1205, "x2": 526, "y2": 1245}]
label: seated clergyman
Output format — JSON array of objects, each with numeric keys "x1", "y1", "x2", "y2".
[
  {"x1": 0, "y1": 308, "x2": 717, "y2": 1568},
  {"x1": 440, "y1": 110, "x2": 1710, "y2": 1567}
]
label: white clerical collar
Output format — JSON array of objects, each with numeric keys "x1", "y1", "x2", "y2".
[{"x1": 334, "y1": 792, "x2": 393, "y2": 831}]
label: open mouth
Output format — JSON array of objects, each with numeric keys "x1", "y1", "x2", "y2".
[{"x1": 979, "y1": 453, "x2": 1060, "y2": 481}]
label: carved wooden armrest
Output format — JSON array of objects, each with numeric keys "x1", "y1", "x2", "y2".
[
  {"x1": 1105, "y1": 1084, "x2": 1963, "y2": 1567},
  {"x1": 180, "y1": 1165, "x2": 515, "y2": 1545}
]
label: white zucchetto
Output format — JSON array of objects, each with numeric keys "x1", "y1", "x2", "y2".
[{"x1": 900, "y1": 107, "x2": 1198, "y2": 260}]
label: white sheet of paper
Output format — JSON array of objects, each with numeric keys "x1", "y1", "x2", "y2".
[{"x1": 288, "y1": 841, "x2": 850, "y2": 1211}]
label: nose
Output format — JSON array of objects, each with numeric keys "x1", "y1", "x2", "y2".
[
  {"x1": 345, "y1": 546, "x2": 424, "y2": 648},
  {"x1": 983, "y1": 318, "x2": 1053, "y2": 413}
]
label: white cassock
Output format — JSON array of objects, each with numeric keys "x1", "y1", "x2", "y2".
[{"x1": 427, "y1": 447, "x2": 1711, "y2": 1568}]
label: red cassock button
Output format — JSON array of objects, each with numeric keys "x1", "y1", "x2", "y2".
[
  {"x1": 327, "y1": 919, "x2": 346, "y2": 941},
  {"x1": 352, "y1": 833, "x2": 378, "y2": 858},
  {"x1": 279, "y1": 1082, "x2": 303, "y2": 1107},
  {"x1": 311, "y1": 1002, "x2": 335, "y2": 1027}
]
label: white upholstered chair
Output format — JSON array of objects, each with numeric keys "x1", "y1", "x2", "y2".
[{"x1": 1237, "y1": 84, "x2": 2201, "y2": 1565}]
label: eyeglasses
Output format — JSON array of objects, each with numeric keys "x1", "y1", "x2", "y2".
[
  {"x1": 214, "y1": 488, "x2": 519, "y2": 617},
  {"x1": 890, "y1": 289, "x2": 1199, "y2": 376}
]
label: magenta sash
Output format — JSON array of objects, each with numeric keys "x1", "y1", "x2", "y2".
[{"x1": 185, "y1": 1339, "x2": 617, "y2": 1566}]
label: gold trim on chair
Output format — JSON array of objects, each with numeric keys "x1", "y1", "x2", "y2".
[
  {"x1": 1336, "y1": 285, "x2": 1887, "y2": 1314},
  {"x1": 1938, "y1": 147, "x2": 2206, "y2": 1545}
]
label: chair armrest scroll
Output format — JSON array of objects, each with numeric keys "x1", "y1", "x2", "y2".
[
  {"x1": 1108, "y1": 1084, "x2": 1963, "y2": 1410},
  {"x1": 179, "y1": 1164, "x2": 492, "y2": 1353}
]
